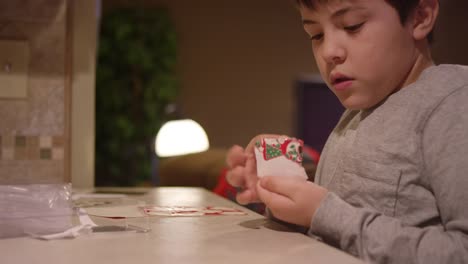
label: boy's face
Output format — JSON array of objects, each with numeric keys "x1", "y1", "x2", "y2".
[{"x1": 300, "y1": 0, "x2": 419, "y2": 110}]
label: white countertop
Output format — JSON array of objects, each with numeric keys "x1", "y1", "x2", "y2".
[{"x1": 0, "y1": 187, "x2": 363, "y2": 264}]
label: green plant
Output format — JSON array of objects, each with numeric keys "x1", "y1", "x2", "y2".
[{"x1": 95, "y1": 7, "x2": 177, "y2": 186}]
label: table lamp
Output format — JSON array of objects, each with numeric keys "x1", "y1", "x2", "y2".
[{"x1": 155, "y1": 119, "x2": 209, "y2": 157}]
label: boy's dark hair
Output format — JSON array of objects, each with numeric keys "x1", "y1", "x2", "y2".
[
  {"x1": 295, "y1": 0, "x2": 418, "y2": 24},
  {"x1": 295, "y1": 0, "x2": 434, "y2": 42}
]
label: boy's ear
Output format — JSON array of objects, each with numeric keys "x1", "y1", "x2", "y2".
[{"x1": 411, "y1": 0, "x2": 439, "y2": 40}]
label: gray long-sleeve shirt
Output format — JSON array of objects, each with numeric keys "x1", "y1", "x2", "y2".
[{"x1": 308, "y1": 64, "x2": 468, "y2": 263}]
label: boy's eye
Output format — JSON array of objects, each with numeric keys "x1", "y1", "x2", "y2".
[
  {"x1": 344, "y1": 22, "x2": 365, "y2": 32},
  {"x1": 309, "y1": 33, "x2": 324, "y2": 41}
]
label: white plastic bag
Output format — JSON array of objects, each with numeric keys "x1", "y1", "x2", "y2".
[{"x1": 0, "y1": 183, "x2": 74, "y2": 238}]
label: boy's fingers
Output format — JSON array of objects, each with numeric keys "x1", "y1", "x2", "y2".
[
  {"x1": 225, "y1": 166, "x2": 246, "y2": 187},
  {"x1": 226, "y1": 155, "x2": 260, "y2": 204},
  {"x1": 236, "y1": 189, "x2": 259, "y2": 205},
  {"x1": 245, "y1": 135, "x2": 263, "y2": 153},
  {"x1": 256, "y1": 181, "x2": 293, "y2": 209},
  {"x1": 258, "y1": 176, "x2": 306, "y2": 198},
  {"x1": 226, "y1": 145, "x2": 246, "y2": 168},
  {"x1": 244, "y1": 155, "x2": 257, "y2": 184},
  {"x1": 235, "y1": 156, "x2": 260, "y2": 204}
]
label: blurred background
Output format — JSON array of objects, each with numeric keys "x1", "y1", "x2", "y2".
[{"x1": 1, "y1": 0, "x2": 467, "y2": 189}]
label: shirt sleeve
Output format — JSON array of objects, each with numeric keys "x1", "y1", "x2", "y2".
[{"x1": 307, "y1": 87, "x2": 468, "y2": 264}]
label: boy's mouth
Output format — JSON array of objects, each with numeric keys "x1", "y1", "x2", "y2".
[{"x1": 330, "y1": 73, "x2": 354, "y2": 85}]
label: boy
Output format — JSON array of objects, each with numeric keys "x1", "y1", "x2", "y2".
[{"x1": 226, "y1": 0, "x2": 468, "y2": 263}]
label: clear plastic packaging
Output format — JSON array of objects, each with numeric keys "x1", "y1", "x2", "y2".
[{"x1": 0, "y1": 183, "x2": 74, "y2": 238}]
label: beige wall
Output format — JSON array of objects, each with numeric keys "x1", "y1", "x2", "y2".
[
  {"x1": 169, "y1": 1, "x2": 316, "y2": 148},
  {"x1": 105, "y1": 0, "x2": 316, "y2": 148},
  {"x1": 104, "y1": 0, "x2": 468, "y2": 149},
  {"x1": 0, "y1": 0, "x2": 70, "y2": 184}
]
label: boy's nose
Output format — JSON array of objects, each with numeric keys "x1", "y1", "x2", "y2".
[{"x1": 321, "y1": 38, "x2": 346, "y2": 65}]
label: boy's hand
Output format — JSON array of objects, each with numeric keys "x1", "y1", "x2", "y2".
[
  {"x1": 256, "y1": 176, "x2": 328, "y2": 227},
  {"x1": 225, "y1": 145, "x2": 259, "y2": 204},
  {"x1": 225, "y1": 134, "x2": 286, "y2": 204}
]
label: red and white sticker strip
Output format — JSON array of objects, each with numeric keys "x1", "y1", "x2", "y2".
[{"x1": 141, "y1": 206, "x2": 247, "y2": 216}]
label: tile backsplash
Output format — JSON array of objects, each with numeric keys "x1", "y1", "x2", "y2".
[
  {"x1": 0, "y1": 135, "x2": 64, "y2": 161},
  {"x1": 0, "y1": 0, "x2": 70, "y2": 184}
]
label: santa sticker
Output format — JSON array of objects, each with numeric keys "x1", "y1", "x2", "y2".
[{"x1": 254, "y1": 137, "x2": 308, "y2": 179}]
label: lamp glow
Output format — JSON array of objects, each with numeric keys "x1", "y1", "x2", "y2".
[{"x1": 155, "y1": 119, "x2": 209, "y2": 157}]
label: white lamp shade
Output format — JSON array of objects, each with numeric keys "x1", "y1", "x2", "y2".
[{"x1": 155, "y1": 119, "x2": 209, "y2": 157}]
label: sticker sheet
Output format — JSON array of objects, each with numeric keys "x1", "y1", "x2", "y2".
[
  {"x1": 141, "y1": 206, "x2": 247, "y2": 216},
  {"x1": 254, "y1": 137, "x2": 308, "y2": 179}
]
